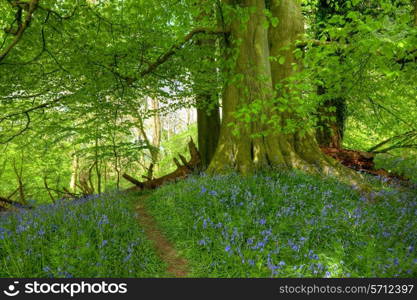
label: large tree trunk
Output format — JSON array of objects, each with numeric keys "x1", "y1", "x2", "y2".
[
  {"x1": 193, "y1": 1, "x2": 221, "y2": 169},
  {"x1": 208, "y1": 0, "x2": 356, "y2": 181},
  {"x1": 197, "y1": 101, "x2": 221, "y2": 169},
  {"x1": 208, "y1": 0, "x2": 274, "y2": 174},
  {"x1": 316, "y1": 90, "x2": 346, "y2": 149}
]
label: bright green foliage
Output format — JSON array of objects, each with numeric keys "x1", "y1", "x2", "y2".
[
  {"x1": 302, "y1": 0, "x2": 417, "y2": 149},
  {"x1": 374, "y1": 150, "x2": 417, "y2": 182},
  {"x1": 0, "y1": 0, "x2": 219, "y2": 199},
  {"x1": 156, "y1": 123, "x2": 197, "y2": 177}
]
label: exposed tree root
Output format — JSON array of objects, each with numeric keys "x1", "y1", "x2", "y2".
[{"x1": 321, "y1": 147, "x2": 411, "y2": 186}]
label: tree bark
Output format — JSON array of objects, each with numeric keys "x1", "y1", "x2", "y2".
[
  {"x1": 12, "y1": 155, "x2": 26, "y2": 204},
  {"x1": 197, "y1": 102, "x2": 221, "y2": 169},
  {"x1": 95, "y1": 136, "x2": 102, "y2": 194},
  {"x1": 194, "y1": 38, "x2": 221, "y2": 169},
  {"x1": 316, "y1": 89, "x2": 346, "y2": 149},
  {"x1": 414, "y1": 0, "x2": 417, "y2": 26},
  {"x1": 193, "y1": 1, "x2": 221, "y2": 170},
  {"x1": 151, "y1": 98, "x2": 161, "y2": 166},
  {"x1": 70, "y1": 154, "x2": 79, "y2": 192},
  {"x1": 314, "y1": 0, "x2": 347, "y2": 149},
  {"x1": 208, "y1": 0, "x2": 358, "y2": 183}
]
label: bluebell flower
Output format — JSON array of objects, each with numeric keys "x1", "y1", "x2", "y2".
[
  {"x1": 308, "y1": 250, "x2": 319, "y2": 260},
  {"x1": 252, "y1": 241, "x2": 266, "y2": 250},
  {"x1": 16, "y1": 224, "x2": 27, "y2": 233},
  {"x1": 98, "y1": 215, "x2": 109, "y2": 226},
  {"x1": 291, "y1": 244, "x2": 300, "y2": 252},
  {"x1": 123, "y1": 253, "x2": 132, "y2": 262},
  {"x1": 198, "y1": 239, "x2": 207, "y2": 246},
  {"x1": 209, "y1": 190, "x2": 217, "y2": 196}
]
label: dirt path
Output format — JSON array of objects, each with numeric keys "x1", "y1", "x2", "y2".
[{"x1": 135, "y1": 196, "x2": 189, "y2": 277}]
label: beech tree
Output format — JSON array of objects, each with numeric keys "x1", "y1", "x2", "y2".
[
  {"x1": 1, "y1": 0, "x2": 416, "y2": 200},
  {"x1": 208, "y1": 0, "x2": 350, "y2": 178}
]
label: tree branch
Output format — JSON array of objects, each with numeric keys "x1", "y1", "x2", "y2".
[
  {"x1": 0, "y1": 93, "x2": 71, "y2": 123},
  {"x1": 111, "y1": 27, "x2": 226, "y2": 83},
  {"x1": 0, "y1": 0, "x2": 39, "y2": 63}
]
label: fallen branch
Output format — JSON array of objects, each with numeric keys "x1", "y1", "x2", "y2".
[
  {"x1": 321, "y1": 147, "x2": 410, "y2": 185},
  {"x1": 123, "y1": 139, "x2": 200, "y2": 190},
  {"x1": 62, "y1": 187, "x2": 81, "y2": 198},
  {"x1": 0, "y1": 196, "x2": 33, "y2": 209}
]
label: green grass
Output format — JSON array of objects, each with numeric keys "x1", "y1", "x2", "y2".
[
  {"x1": 0, "y1": 191, "x2": 166, "y2": 277},
  {"x1": 145, "y1": 170, "x2": 417, "y2": 278}
]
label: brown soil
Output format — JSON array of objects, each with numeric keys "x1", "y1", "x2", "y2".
[{"x1": 135, "y1": 196, "x2": 189, "y2": 277}]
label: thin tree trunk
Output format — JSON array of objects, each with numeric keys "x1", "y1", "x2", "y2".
[
  {"x1": 414, "y1": 0, "x2": 417, "y2": 26},
  {"x1": 104, "y1": 162, "x2": 108, "y2": 191},
  {"x1": 151, "y1": 98, "x2": 161, "y2": 166},
  {"x1": 112, "y1": 107, "x2": 120, "y2": 190},
  {"x1": 43, "y1": 176, "x2": 55, "y2": 203},
  {"x1": 95, "y1": 136, "x2": 101, "y2": 194},
  {"x1": 112, "y1": 136, "x2": 120, "y2": 190},
  {"x1": 70, "y1": 154, "x2": 79, "y2": 192},
  {"x1": 12, "y1": 154, "x2": 26, "y2": 204}
]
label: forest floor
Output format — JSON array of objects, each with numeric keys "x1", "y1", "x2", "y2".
[
  {"x1": 0, "y1": 169, "x2": 416, "y2": 277},
  {"x1": 144, "y1": 170, "x2": 417, "y2": 277},
  {"x1": 135, "y1": 195, "x2": 189, "y2": 277}
]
